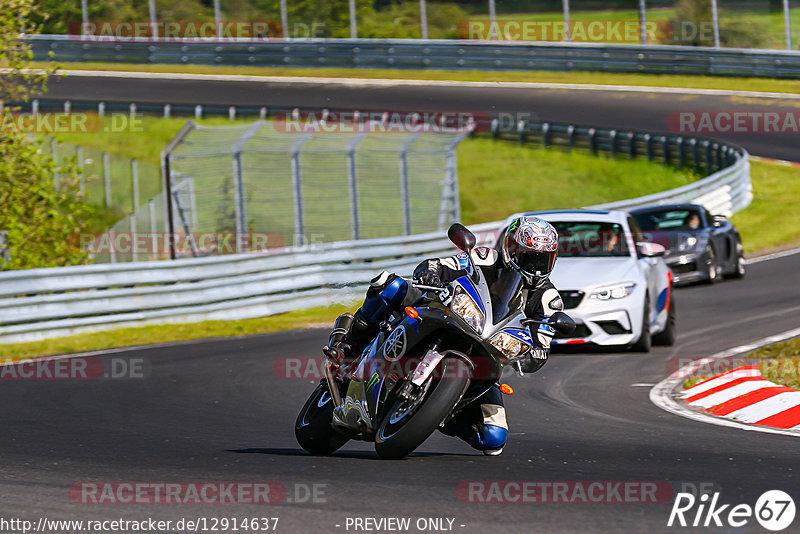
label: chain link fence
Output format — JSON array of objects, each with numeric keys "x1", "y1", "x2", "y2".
[{"x1": 101, "y1": 117, "x2": 467, "y2": 262}]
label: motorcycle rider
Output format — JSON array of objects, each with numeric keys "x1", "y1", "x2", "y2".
[{"x1": 323, "y1": 216, "x2": 563, "y2": 456}]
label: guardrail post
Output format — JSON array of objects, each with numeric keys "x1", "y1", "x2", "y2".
[
  {"x1": 195, "y1": 105, "x2": 203, "y2": 120},
  {"x1": 609, "y1": 130, "x2": 617, "y2": 157},
  {"x1": 229, "y1": 106, "x2": 236, "y2": 121},
  {"x1": 103, "y1": 151, "x2": 112, "y2": 207},
  {"x1": 662, "y1": 136, "x2": 671, "y2": 166},
  {"x1": 588, "y1": 128, "x2": 597, "y2": 155},
  {"x1": 491, "y1": 118, "x2": 499, "y2": 140},
  {"x1": 164, "y1": 104, "x2": 171, "y2": 118},
  {"x1": 542, "y1": 122, "x2": 551, "y2": 148},
  {"x1": 32, "y1": 99, "x2": 38, "y2": 115},
  {"x1": 518, "y1": 120, "x2": 527, "y2": 145},
  {"x1": 567, "y1": 125, "x2": 575, "y2": 151},
  {"x1": 678, "y1": 137, "x2": 686, "y2": 167},
  {"x1": 644, "y1": 134, "x2": 654, "y2": 161},
  {"x1": 98, "y1": 102, "x2": 105, "y2": 117},
  {"x1": 705, "y1": 140, "x2": 713, "y2": 173},
  {"x1": 628, "y1": 132, "x2": 636, "y2": 158},
  {"x1": 692, "y1": 138, "x2": 700, "y2": 168},
  {"x1": 715, "y1": 143, "x2": 723, "y2": 170}
]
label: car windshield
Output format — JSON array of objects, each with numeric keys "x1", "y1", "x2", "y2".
[
  {"x1": 552, "y1": 221, "x2": 630, "y2": 257},
  {"x1": 633, "y1": 209, "x2": 703, "y2": 231}
]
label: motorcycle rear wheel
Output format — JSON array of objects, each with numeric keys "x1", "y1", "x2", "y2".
[
  {"x1": 295, "y1": 382, "x2": 349, "y2": 455},
  {"x1": 375, "y1": 357, "x2": 469, "y2": 460}
]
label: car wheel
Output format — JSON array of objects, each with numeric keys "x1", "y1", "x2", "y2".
[
  {"x1": 630, "y1": 296, "x2": 651, "y2": 353},
  {"x1": 652, "y1": 295, "x2": 676, "y2": 346},
  {"x1": 725, "y1": 241, "x2": 746, "y2": 279},
  {"x1": 703, "y1": 246, "x2": 719, "y2": 284}
]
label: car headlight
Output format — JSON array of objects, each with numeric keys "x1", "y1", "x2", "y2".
[
  {"x1": 451, "y1": 284, "x2": 485, "y2": 334},
  {"x1": 590, "y1": 282, "x2": 636, "y2": 300},
  {"x1": 679, "y1": 235, "x2": 698, "y2": 251},
  {"x1": 488, "y1": 332, "x2": 530, "y2": 358}
]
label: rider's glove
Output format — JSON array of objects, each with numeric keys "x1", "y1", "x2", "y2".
[
  {"x1": 519, "y1": 347, "x2": 549, "y2": 373},
  {"x1": 416, "y1": 269, "x2": 444, "y2": 288}
]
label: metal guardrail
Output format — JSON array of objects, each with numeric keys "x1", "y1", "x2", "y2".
[
  {"x1": 30, "y1": 34, "x2": 800, "y2": 78},
  {"x1": 0, "y1": 100, "x2": 751, "y2": 343}
]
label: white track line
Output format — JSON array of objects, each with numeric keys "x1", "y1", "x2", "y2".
[
  {"x1": 52, "y1": 69, "x2": 800, "y2": 100},
  {"x1": 650, "y1": 326, "x2": 800, "y2": 437}
]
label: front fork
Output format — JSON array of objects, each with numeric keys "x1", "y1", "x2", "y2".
[{"x1": 324, "y1": 361, "x2": 343, "y2": 408}]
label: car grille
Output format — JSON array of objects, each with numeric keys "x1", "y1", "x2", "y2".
[
  {"x1": 558, "y1": 290, "x2": 585, "y2": 309},
  {"x1": 670, "y1": 262, "x2": 697, "y2": 275},
  {"x1": 555, "y1": 323, "x2": 591, "y2": 339}
]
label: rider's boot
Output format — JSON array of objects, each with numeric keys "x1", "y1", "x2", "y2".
[{"x1": 322, "y1": 311, "x2": 375, "y2": 364}]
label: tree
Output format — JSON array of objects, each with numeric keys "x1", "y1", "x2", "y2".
[{"x1": 0, "y1": 0, "x2": 101, "y2": 270}]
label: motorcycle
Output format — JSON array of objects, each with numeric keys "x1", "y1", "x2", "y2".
[{"x1": 295, "y1": 223, "x2": 575, "y2": 459}]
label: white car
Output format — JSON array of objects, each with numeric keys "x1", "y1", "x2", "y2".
[{"x1": 498, "y1": 209, "x2": 676, "y2": 352}]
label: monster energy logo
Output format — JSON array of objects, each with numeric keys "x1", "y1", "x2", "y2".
[{"x1": 366, "y1": 370, "x2": 381, "y2": 391}]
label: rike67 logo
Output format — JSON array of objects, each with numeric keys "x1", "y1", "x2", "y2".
[{"x1": 668, "y1": 490, "x2": 795, "y2": 531}]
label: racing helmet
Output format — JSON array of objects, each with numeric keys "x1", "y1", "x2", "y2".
[{"x1": 501, "y1": 216, "x2": 559, "y2": 287}]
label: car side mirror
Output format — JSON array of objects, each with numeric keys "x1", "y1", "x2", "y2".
[
  {"x1": 712, "y1": 215, "x2": 726, "y2": 227},
  {"x1": 637, "y1": 242, "x2": 666, "y2": 257},
  {"x1": 550, "y1": 312, "x2": 576, "y2": 336},
  {"x1": 448, "y1": 223, "x2": 476, "y2": 252}
]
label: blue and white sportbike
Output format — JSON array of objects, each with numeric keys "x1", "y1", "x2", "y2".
[{"x1": 295, "y1": 224, "x2": 575, "y2": 459}]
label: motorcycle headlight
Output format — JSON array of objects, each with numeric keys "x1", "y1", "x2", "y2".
[
  {"x1": 451, "y1": 284, "x2": 485, "y2": 334},
  {"x1": 590, "y1": 282, "x2": 636, "y2": 300},
  {"x1": 489, "y1": 332, "x2": 529, "y2": 358}
]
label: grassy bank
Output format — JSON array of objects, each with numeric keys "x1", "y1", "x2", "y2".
[
  {"x1": 0, "y1": 303, "x2": 354, "y2": 362},
  {"x1": 752, "y1": 338, "x2": 800, "y2": 390},
  {"x1": 40, "y1": 61, "x2": 800, "y2": 96}
]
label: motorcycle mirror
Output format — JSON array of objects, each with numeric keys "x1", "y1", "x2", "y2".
[
  {"x1": 448, "y1": 223, "x2": 477, "y2": 252},
  {"x1": 550, "y1": 311, "x2": 576, "y2": 336}
]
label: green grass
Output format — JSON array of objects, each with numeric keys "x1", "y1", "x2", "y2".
[
  {"x1": 457, "y1": 139, "x2": 699, "y2": 223},
  {"x1": 750, "y1": 337, "x2": 800, "y2": 390},
  {"x1": 39, "y1": 61, "x2": 800, "y2": 95},
  {"x1": 731, "y1": 160, "x2": 800, "y2": 255},
  {"x1": 0, "y1": 302, "x2": 355, "y2": 363}
]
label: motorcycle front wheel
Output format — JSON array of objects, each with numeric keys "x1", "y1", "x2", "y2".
[
  {"x1": 375, "y1": 356, "x2": 470, "y2": 460},
  {"x1": 295, "y1": 382, "x2": 349, "y2": 455}
]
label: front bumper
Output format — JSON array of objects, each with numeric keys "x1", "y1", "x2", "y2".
[
  {"x1": 551, "y1": 300, "x2": 641, "y2": 347},
  {"x1": 665, "y1": 253, "x2": 707, "y2": 285}
]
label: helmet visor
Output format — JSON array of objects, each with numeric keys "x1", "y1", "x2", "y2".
[{"x1": 514, "y1": 250, "x2": 555, "y2": 276}]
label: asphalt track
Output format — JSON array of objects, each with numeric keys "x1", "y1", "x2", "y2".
[
  {"x1": 44, "y1": 73, "x2": 800, "y2": 161},
  {"x1": 5, "y1": 74, "x2": 799, "y2": 532}
]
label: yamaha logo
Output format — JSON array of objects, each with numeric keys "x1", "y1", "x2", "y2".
[{"x1": 383, "y1": 326, "x2": 407, "y2": 361}]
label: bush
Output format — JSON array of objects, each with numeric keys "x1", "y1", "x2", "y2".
[{"x1": 668, "y1": 0, "x2": 769, "y2": 48}]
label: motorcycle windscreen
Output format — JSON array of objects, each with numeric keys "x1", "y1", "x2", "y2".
[{"x1": 488, "y1": 268, "x2": 524, "y2": 324}]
